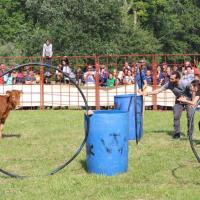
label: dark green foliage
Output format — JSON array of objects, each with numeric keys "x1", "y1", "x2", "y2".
[{"x1": 0, "y1": 0, "x2": 200, "y2": 56}]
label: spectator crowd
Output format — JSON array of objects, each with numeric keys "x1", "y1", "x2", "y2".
[{"x1": 0, "y1": 58, "x2": 199, "y2": 88}]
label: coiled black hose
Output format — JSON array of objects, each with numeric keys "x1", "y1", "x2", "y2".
[
  {"x1": 0, "y1": 63, "x2": 90, "y2": 178},
  {"x1": 188, "y1": 103, "x2": 200, "y2": 163}
]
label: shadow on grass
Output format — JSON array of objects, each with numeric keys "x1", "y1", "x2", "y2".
[
  {"x1": 79, "y1": 159, "x2": 87, "y2": 172},
  {"x1": 145, "y1": 130, "x2": 189, "y2": 140},
  {"x1": 2, "y1": 133, "x2": 21, "y2": 138},
  {"x1": 171, "y1": 164, "x2": 200, "y2": 185},
  {"x1": 145, "y1": 130, "x2": 173, "y2": 135}
]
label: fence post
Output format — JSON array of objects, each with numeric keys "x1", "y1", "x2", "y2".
[
  {"x1": 152, "y1": 54, "x2": 157, "y2": 110},
  {"x1": 40, "y1": 57, "x2": 44, "y2": 110},
  {"x1": 95, "y1": 56, "x2": 100, "y2": 110}
]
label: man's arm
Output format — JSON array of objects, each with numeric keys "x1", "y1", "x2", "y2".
[{"x1": 146, "y1": 86, "x2": 166, "y2": 96}]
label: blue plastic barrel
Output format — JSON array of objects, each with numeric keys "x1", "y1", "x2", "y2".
[
  {"x1": 85, "y1": 110, "x2": 129, "y2": 176},
  {"x1": 114, "y1": 94, "x2": 143, "y2": 140}
]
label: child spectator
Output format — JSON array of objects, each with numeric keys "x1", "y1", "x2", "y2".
[
  {"x1": 106, "y1": 73, "x2": 115, "y2": 88},
  {"x1": 76, "y1": 67, "x2": 83, "y2": 85},
  {"x1": 113, "y1": 69, "x2": 120, "y2": 86},
  {"x1": 12, "y1": 71, "x2": 18, "y2": 84},
  {"x1": 84, "y1": 65, "x2": 95, "y2": 86},
  {"x1": 4, "y1": 72, "x2": 13, "y2": 85},
  {"x1": 55, "y1": 64, "x2": 63, "y2": 83},
  {"x1": 100, "y1": 65, "x2": 109, "y2": 87},
  {"x1": 35, "y1": 71, "x2": 40, "y2": 84},
  {"x1": 16, "y1": 70, "x2": 24, "y2": 84},
  {"x1": 123, "y1": 70, "x2": 134, "y2": 85},
  {"x1": 145, "y1": 70, "x2": 153, "y2": 85},
  {"x1": 44, "y1": 71, "x2": 52, "y2": 84}
]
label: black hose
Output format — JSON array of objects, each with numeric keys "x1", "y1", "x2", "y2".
[
  {"x1": 134, "y1": 65, "x2": 138, "y2": 144},
  {"x1": 188, "y1": 103, "x2": 200, "y2": 163},
  {"x1": 0, "y1": 63, "x2": 89, "y2": 178}
]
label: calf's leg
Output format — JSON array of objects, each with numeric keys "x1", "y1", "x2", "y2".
[{"x1": 0, "y1": 123, "x2": 3, "y2": 138}]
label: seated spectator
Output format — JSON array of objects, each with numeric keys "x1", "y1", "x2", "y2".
[
  {"x1": 117, "y1": 70, "x2": 124, "y2": 84},
  {"x1": 62, "y1": 59, "x2": 76, "y2": 83},
  {"x1": 157, "y1": 65, "x2": 164, "y2": 85},
  {"x1": 123, "y1": 70, "x2": 134, "y2": 85},
  {"x1": 16, "y1": 70, "x2": 24, "y2": 84},
  {"x1": 12, "y1": 71, "x2": 18, "y2": 84},
  {"x1": 25, "y1": 70, "x2": 36, "y2": 84},
  {"x1": 76, "y1": 67, "x2": 83, "y2": 85},
  {"x1": 182, "y1": 65, "x2": 194, "y2": 83},
  {"x1": 161, "y1": 66, "x2": 171, "y2": 85},
  {"x1": 0, "y1": 68, "x2": 4, "y2": 85},
  {"x1": 55, "y1": 64, "x2": 63, "y2": 83},
  {"x1": 44, "y1": 71, "x2": 52, "y2": 84},
  {"x1": 106, "y1": 73, "x2": 115, "y2": 88},
  {"x1": 193, "y1": 64, "x2": 199, "y2": 76},
  {"x1": 113, "y1": 69, "x2": 120, "y2": 86},
  {"x1": 100, "y1": 65, "x2": 109, "y2": 87},
  {"x1": 3, "y1": 72, "x2": 13, "y2": 85},
  {"x1": 194, "y1": 74, "x2": 199, "y2": 80},
  {"x1": 84, "y1": 65, "x2": 95, "y2": 86},
  {"x1": 35, "y1": 71, "x2": 40, "y2": 84},
  {"x1": 145, "y1": 70, "x2": 153, "y2": 85}
]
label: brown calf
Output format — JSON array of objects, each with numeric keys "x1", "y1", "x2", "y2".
[{"x1": 0, "y1": 90, "x2": 22, "y2": 138}]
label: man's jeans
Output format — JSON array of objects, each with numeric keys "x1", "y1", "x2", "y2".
[{"x1": 173, "y1": 103, "x2": 194, "y2": 135}]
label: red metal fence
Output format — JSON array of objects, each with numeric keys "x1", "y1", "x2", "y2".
[{"x1": 0, "y1": 54, "x2": 200, "y2": 110}]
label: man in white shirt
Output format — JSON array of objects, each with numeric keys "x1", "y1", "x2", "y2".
[{"x1": 42, "y1": 39, "x2": 53, "y2": 65}]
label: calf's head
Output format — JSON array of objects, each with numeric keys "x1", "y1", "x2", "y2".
[{"x1": 6, "y1": 90, "x2": 22, "y2": 109}]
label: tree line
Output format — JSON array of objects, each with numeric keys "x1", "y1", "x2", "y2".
[{"x1": 0, "y1": 0, "x2": 200, "y2": 57}]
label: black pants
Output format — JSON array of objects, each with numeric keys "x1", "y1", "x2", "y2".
[{"x1": 173, "y1": 103, "x2": 193, "y2": 135}]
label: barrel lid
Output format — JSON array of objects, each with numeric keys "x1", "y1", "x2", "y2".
[{"x1": 114, "y1": 94, "x2": 137, "y2": 98}]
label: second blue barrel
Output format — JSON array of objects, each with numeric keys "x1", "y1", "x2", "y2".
[
  {"x1": 114, "y1": 94, "x2": 143, "y2": 140},
  {"x1": 85, "y1": 110, "x2": 129, "y2": 176}
]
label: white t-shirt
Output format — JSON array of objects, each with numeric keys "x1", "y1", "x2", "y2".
[{"x1": 42, "y1": 43, "x2": 53, "y2": 57}]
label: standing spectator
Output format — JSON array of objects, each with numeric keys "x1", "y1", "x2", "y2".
[
  {"x1": 139, "y1": 59, "x2": 148, "y2": 74},
  {"x1": 135, "y1": 63, "x2": 147, "y2": 91},
  {"x1": 42, "y1": 39, "x2": 53, "y2": 65},
  {"x1": 84, "y1": 65, "x2": 95, "y2": 86},
  {"x1": 145, "y1": 70, "x2": 153, "y2": 85},
  {"x1": 123, "y1": 61, "x2": 131, "y2": 70}
]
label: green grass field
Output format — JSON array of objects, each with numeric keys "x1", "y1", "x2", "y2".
[{"x1": 0, "y1": 110, "x2": 200, "y2": 200}]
